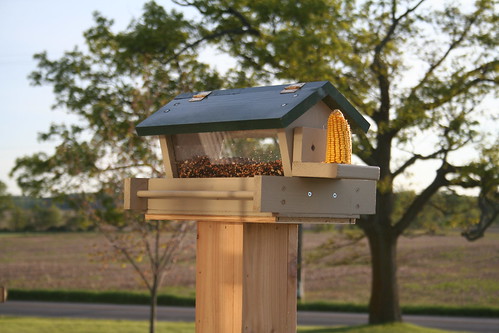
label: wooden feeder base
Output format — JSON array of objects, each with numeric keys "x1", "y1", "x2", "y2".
[{"x1": 196, "y1": 221, "x2": 298, "y2": 333}]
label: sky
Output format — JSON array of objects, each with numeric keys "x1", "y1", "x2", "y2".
[
  {"x1": 0, "y1": 0, "x2": 496, "y2": 196},
  {"x1": 0, "y1": 0, "x2": 212, "y2": 195}
]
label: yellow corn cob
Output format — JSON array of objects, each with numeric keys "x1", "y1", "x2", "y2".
[{"x1": 325, "y1": 109, "x2": 352, "y2": 164}]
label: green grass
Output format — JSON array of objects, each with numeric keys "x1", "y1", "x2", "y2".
[
  {"x1": 0, "y1": 317, "x2": 461, "y2": 333},
  {"x1": 298, "y1": 323, "x2": 462, "y2": 333},
  {"x1": 0, "y1": 316, "x2": 194, "y2": 333}
]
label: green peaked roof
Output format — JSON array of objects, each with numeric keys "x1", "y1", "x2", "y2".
[{"x1": 135, "y1": 81, "x2": 370, "y2": 136}]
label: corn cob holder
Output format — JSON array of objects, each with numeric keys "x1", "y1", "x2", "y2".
[{"x1": 325, "y1": 109, "x2": 352, "y2": 164}]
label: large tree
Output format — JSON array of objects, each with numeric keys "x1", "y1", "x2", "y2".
[
  {"x1": 171, "y1": 0, "x2": 498, "y2": 323},
  {"x1": 10, "y1": 3, "x2": 226, "y2": 332}
]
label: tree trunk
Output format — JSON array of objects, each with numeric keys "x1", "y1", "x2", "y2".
[
  {"x1": 365, "y1": 220, "x2": 401, "y2": 324},
  {"x1": 149, "y1": 283, "x2": 158, "y2": 333}
]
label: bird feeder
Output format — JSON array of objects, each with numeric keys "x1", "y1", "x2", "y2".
[{"x1": 124, "y1": 81, "x2": 379, "y2": 333}]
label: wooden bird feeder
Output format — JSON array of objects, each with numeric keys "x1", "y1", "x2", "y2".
[{"x1": 124, "y1": 81, "x2": 379, "y2": 333}]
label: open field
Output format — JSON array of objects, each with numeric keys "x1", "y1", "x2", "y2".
[
  {"x1": 0, "y1": 316, "x2": 461, "y2": 333},
  {"x1": 0, "y1": 229, "x2": 498, "y2": 308}
]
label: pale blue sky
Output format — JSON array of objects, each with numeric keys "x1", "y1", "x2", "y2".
[{"x1": 0, "y1": 0, "x2": 202, "y2": 194}]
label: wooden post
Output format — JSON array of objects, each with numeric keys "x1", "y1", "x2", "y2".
[
  {"x1": 196, "y1": 222, "x2": 298, "y2": 333},
  {"x1": 1, "y1": 286, "x2": 7, "y2": 303}
]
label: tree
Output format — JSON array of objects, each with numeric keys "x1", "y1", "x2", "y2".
[
  {"x1": 34, "y1": 204, "x2": 63, "y2": 230},
  {"x1": 10, "y1": 3, "x2": 226, "y2": 332},
  {"x1": 91, "y1": 215, "x2": 194, "y2": 333},
  {"x1": 0, "y1": 181, "x2": 13, "y2": 228},
  {"x1": 170, "y1": 0, "x2": 498, "y2": 323}
]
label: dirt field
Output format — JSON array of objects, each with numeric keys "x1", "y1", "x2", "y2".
[{"x1": 0, "y1": 229, "x2": 498, "y2": 307}]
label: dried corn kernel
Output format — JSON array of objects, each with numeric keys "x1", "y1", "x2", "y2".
[{"x1": 325, "y1": 109, "x2": 352, "y2": 164}]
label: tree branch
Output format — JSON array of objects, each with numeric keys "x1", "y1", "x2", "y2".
[
  {"x1": 371, "y1": 0, "x2": 426, "y2": 129},
  {"x1": 424, "y1": 60, "x2": 499, "y2": 110},
  {"x1": 393, "y1": 161, "x2": 453, "y2": 236},
  {"x1": 392, "y1": 148, "x2": 447, "y2": 178},
  {"x1": 409, "y1": 11, "x2": 479, "y2": 98},
  {"x1": 374, "y1": 0, "x2": 426, "y2": 56},
  {"x1": 462, "y1": 192, "x2": 499, "y2": 241},
  {"x1": 114, "y1": 241, "x2": 153, "y2": 291},
  {"x1": 163, "y1": 6, "x2": 260, "y2": 65},
  {"x1": 352, "y1": 127, "x2": 377, "y2": 166}
]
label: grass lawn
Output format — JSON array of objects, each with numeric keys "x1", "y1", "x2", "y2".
[{"x1": 0, "y1": 316, "x2": 462, "y2": 333}]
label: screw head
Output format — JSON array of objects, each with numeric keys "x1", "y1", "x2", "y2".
[
  {"x1": 332, "y1": 192, "x2": 338, "y2": 198},
  {"x1": 307, "y1": 191, "x2": 313, "y2": 197},
  {"x1": 281, "y1": 103, "x2": 288, "y2": 107}
]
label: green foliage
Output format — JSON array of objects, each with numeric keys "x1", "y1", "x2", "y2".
[
  {"x1": 0, "y1": 181, "x2": 13, "y2": 225},
  {"x1": 392, "y1": 191, "x2": 481, "y2": 234},
  {"x1": 1, "y1": 196, "x2": 92, "y2": 232},
  {"x1": 7, "y1": 206, "x2": 30, "y2": 231},
  {"x1": 65, "y1": 214, "x2": 93, "y2": 231},
  {"x1": 32, "y1": 204, "x2": 63, "y2": 230}
]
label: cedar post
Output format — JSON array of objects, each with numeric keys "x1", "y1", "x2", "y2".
[{"x1": 196, "y1": 221, "x2": 298, "y2": 333}]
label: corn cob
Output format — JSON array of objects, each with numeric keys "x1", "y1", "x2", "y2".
[{"x1": 325, "y1": 109, "x2": 352, "y2": 164}]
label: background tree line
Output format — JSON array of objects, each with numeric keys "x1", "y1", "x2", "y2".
[{"x1": 0, "y1": 180, "x2": 92, "y2": 232}]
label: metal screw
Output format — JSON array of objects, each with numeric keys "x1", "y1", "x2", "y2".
[
  {"x1": 173, "y1": 102, "x2": 181, "y2": 106},
  {"x1": 163, "y1": 109, "x2": 171, "y2": 113},
  {"x1": 293, "y1": 94, "x2": 299, "y2": 97},
  {"x1": 307, "y1": 191, "x2": 313, "y2": 197},
  {"x1": 332, "y1": 192, "x2": 338, "y2": 198},
  {"x1": 281, "y1": 103, "x2": 288, "y2": 107},
  {"x1": 281, "y1": 200, "x2": 286, "y2": 205}
]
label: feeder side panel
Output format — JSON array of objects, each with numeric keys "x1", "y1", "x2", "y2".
[{"x1": 257, "y1": 176, "x2": 376, "y2": 215}]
